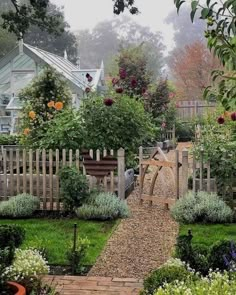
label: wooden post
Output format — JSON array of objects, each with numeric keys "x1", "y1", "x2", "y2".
[
  {"x1": 110, "y1": 149, "x2": 114, "y2": 193},
  {"x1": 207, "y1": 161, "x2": 211, "y2": 193},
  {"x1": 200, "y1": 148, "x2": 204, "y2": 191},
  {"x1": 103, "y1": 149, "x2": 107, "y2": 192},
  {"x1": 49, "y1": 149, "x2": 53, "y2": 210},
  {"x1": 172, "y1": 124, "x2": 176, "y2": 145},
  {"x1": 56, "y1": 149, "x2": 60, "y2": 211},
  {"x1": 175, "y1": 149, "x2": 180, "y2": 199},
  {"x1": 16, "y1": 149, "x2": 20, "y2": 195},
  {"x1": 62, "y1": 149, "x2": 66, "y2": 167},
  {"x1": 118, "y1": 148, "x2": 125, "y2": 199},
  {"x1": 3, "y1": 149, "x2": 7, "y2": 199},
  {"x1": 69, "y1": 149, "x2": 73, "y2": 167},
  {"x1": 182, "y1": 149, "x2": 189, "y2": 197},
  {"x1": 139, "y1": 146, "x2": 143, "y2": 198},
  {"x1": 42, "y1": 149, "x2": 46, "y2": 210},
  {"x1": 23, "y1": 149, "x2": 26, "y2": 193},
  {"x1": 36, "y1": 150, "x2": 40, "y2": 198},
  {"x1": 29, "y1": 149, "x2": 33, "y2": 196},
  {"x1": 192, "y1": 156, "x2": 196, "y2": 194},
  {"x1": 9, "y1": 149, "x2": 13, "y2": 196}
]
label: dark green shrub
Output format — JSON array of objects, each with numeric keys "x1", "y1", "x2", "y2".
[
  {"x1": 175, "y1": 233, "x2": 210, "y2": 275},
  {"x1": 0, "y1": 224, "x2": 25, "y2": 249},
  {"x1": 208, "y1": 240, "x2": 232, "y2": 271},
  {"x1": 0, "y1": 134, "x2": 19, "y2": 145},
  {"x1": 142, "y1": 265, "x2": 193, "y2": 295},
  {"x1": 59, "y1": 166, "x2": 89, "y2": 211}
]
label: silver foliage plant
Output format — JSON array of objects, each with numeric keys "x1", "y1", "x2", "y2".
[
  {"x1": 171, "y1": 191, "x2": 233, "y2": 224},
  {"x1": 76, "y1": 192, "x2": 129, "y2": 220},
  {"x1": 0, "y1": 194, "x2": 40, "y2": 218}
]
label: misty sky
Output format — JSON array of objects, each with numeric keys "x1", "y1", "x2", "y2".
[{"x1": 51, "y1": 0, "x2": 177, "y2": 52}]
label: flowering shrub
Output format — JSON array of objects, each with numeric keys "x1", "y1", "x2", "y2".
[
  {"x1": 19, "y1": 66, "x2": 72, "y2": 148},
  {"x1": 141, "y1": 263, "x2": 196, "y2": 295},
  {"x1": 0, "y1": 194, "x2": 40, "y2": 218},
  {"x1": 76, "y1": 192, "x2": 129, "y2": 220},
  {"x1": 5, "y1": 248, "x2": 49, "y2": 282},
  {"x1": 155, "y1": 271, "x2": 236, "y2": 295},
  {"x1": 170, "y1": 191, "x2": 233, "y2": 224}
]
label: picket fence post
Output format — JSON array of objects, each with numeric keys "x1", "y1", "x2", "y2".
[{"x1": 118, "y1": 148, "x2": 125, "y2": 199}]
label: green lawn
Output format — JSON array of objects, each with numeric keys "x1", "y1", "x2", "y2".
[
  {"x1": 180, "y1": 224, "x2": 236, "y2": 246},
  {"x1": 0, "y1": 219, "x2": 117, "y2": 265}
]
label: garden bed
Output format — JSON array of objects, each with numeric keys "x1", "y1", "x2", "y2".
[{"x1": 0, "y1": 218, "x2": 117, "y2": 269}]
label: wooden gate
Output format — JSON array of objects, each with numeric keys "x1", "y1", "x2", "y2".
[{"x1": 139, "y1": 146, "x2": 181, "y2": 209}]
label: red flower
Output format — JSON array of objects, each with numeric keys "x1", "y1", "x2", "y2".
[
  {"x1": 112, "y1": 77, "x2": 119, "y2": 85},
  {"x1": 119, "y1": 68, "x2": 127, "y2": 79},
  {"x1": 131, "y1": 78, "x2": 137, "y2": 88},
  {"x1": 85, "y1": 87, "x2": 91, "y2": 93},
  {"x1": 88, "y1": 76, "x2": 93, "y2": 82},
  {"x1": 115, "y1": 87, "x2": 124, "y2": 94},
  {"x1": 217, "y1": 116, "x2": 225, "y2": 124},
  {"x1": 104, "y1": 98, "x2": 114, "y2": 106},
  {"x1": 86, "y1": 73, "x2": 90, "y2": 78},
  {"x1": 231, "y1": 112, "x2": 236, "y2": 121}
]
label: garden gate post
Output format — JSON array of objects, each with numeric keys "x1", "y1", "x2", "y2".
[
  {"x1": 175, "y1": 149, "x2": 180, "y2": 199},
  {"x1": 182, "y1": 149, "x2": 189, "y2": 197},
  {"x1": 118, "y1": 148, "x2": 125, "y2": 199}
]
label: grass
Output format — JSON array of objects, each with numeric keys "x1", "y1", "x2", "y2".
[
  {"x1": 0, "y1": 218, "x2": 117, "y2": 265},
  {"x1": 180, "y1": 224, "x2": 236, "y2": 247}
]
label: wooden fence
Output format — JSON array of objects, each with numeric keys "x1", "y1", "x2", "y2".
[
  {"x1": 0, "y1": 148, "x2": 125, "y2": 210},
  {"x1": 177, "y1": 100, "x2": 216, "y2": 120}
]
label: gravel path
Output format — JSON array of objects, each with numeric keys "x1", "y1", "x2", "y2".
[{"x1": 89, "y1": 144, "x2": 190, "y2": 279}]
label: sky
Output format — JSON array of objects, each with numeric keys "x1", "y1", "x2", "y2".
[{"x1": 51, "y1": 0, "x2": 176, "y2": 52}]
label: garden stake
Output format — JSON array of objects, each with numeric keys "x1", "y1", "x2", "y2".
[{"x1": 72, "y1": 223, "x2": 77, "y2": 275}]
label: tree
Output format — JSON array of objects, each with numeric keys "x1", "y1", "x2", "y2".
[
  {"x1": 169, "y1": 41, "x2": 221, "y2": 100},
  {"x1": 174, "y1": 0, "x2": 236, "y2": 110},
  {"x1": 76, "y1": 16, "x2": 164, "y2": 79},
  {"x1": 24, "y1": 3, "x2": 77, "y2": 63},
  {"x1": 165, "y1": 6, "x2": 205, "y2": 49},
  {"x1": 1, "y1": 0, "x2": 64, "y2": 38}
]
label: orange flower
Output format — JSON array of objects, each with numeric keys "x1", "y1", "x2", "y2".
[
  {"x1": 23, "y1": 128, "x2": 30, "y2": 135},
  {"x1": 29, "y1": 111, "x2": 36, "y2": 120},
  {"x1": 54, "y1": 101, "x2": 63, "y2": 110},
  {"x1": 47, "y1": 101, "x2": 55, "y2": 108}
]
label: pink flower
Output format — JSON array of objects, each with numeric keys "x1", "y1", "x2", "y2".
[
  {"x1": 115, "y1": 87, "x2": 124, "y2": 94},
  {"x1": 217, "y1": 116, "x2": 225, "y2": 124},
  {"x1": 104, "y1": 98, "x2": 114, "y2": 106},
  {"x1": 161, "y1": 122, "x2": 166, "y2": 128},
  {"x1": 231, "y1": 112, "x2": 236, "y2": 121},
  {"x1": 119, "y1": 68, "x2": 127, "y2": 79},
  {"x1": 131, "y1": 78, "x2": 137, "y2": 88}
]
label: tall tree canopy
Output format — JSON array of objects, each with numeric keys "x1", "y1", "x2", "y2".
[
  {"x1": 0, "y1": 1, "x2": 77, "y2": 62},
  {"x1": 169, "y1": 41, "x2": 221, "y2": 100},
  {"x1": 76, "y1": 17, "x2": 165, "y2": 79}
]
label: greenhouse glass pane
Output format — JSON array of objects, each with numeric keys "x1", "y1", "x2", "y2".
[{"x1": 12, "y1": 72, "x2": 35, "y2": 95}]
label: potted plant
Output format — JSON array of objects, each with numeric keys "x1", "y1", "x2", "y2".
[{"x1": 6, "y1": 282, "x2": 26, "y2": 295}]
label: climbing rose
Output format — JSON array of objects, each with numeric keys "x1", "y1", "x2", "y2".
[
  {"x1": 217, "y1": 116, "x2": 225, "y2": 124},
  {"x1": 47, "y1": 101, "x2": 55, "y2": 108},
  {"x1": 23, "y1": 128, "x2": 30, "y2": 135},
  {"x1": 85, "y1": 87, "x2": 91, "y2": 93},
  {"x1": 86, "y1": 73, "x2": 90, "y2": 78},
  {"x1": 54, "y1": 102, "x2": 63, "y2": 111},
  {"x1": 104, "y1": 98, "x2": 114, "y2": 106},
  {"x1": 29, "y1": 111, "x2": 36, "y2": 120},
  {"x1": 88, "y1": 76, "x2": 93, "y2": 82},
  {"x1": 119, "y1": 68, "x2": 127, "y2": 79},
  {"x1": 131, "y1": 78, "x2": 137, "y2": 88},
  {"x1": 231, "y1": 112, "x2": 236, "y2": 121},
  {"x1": 116, "y1": 87, "x2": 124, "y2": 94}
]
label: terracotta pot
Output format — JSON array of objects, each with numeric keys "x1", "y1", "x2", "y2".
[{"x1": 7, "y1": 282, "x2": 26, "y2": 295}]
